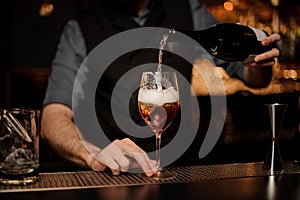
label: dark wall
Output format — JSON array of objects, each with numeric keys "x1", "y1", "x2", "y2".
[
  {"x1": 0, "y1": 1, "x2": 10, "y2": 107},
  {"x1": 6, "y1": 0, "x2": 82, "y2": 67},
  {"x1": 0, "y1": 0, "x2": 85, "y2": 108}
]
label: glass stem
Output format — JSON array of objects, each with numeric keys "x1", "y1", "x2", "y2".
[{"x1": 155, "y1": 131, "x2": 162, "y2": 172}]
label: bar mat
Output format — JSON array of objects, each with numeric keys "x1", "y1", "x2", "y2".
[{"x1": 1, "y1": 161, "x2": 300, "y2": 193}]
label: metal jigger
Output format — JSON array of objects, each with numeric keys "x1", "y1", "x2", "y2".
[{"x1": 263, "y1": 103, "x2": 287, "y2": 174}]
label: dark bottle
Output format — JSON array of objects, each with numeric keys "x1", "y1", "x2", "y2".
[{"x1": 172, "y1": 23, "x2": 274, "y2": 64}]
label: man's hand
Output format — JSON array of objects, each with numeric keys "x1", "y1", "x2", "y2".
[
  {"x1": 85, "y1": 138, "x2": 157, "y2": 177},
  {"x1": 246, "y1": 33, "x2": 281, "y2": 68},
  {"x1": 242, "y1": 33, "x2": 281, "y2": 88}
]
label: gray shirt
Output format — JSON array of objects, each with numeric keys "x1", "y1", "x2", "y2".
[{"x1": 43, "y1": 0, "x2": 244, "y2": 108}]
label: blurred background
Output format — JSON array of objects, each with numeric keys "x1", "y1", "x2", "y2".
[
  {"x1": 0, "y1": 0, "x2": 299, "y2": 165},
  {"x1": 0, "y1": 0, "x2": 299, "y2": 108},
  {"x1": 0, "y1": 0, "x2": 300, "y2": 108}
]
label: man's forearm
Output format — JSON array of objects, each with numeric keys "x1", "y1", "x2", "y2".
[{"x1": 41, "y1": 104, "x2": 92, "y2": 168}]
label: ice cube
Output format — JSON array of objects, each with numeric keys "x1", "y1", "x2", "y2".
[
  {"x1": 2, "y1": 111, "x2": 32, "y2": 143},
  {"x1": 4, "y1": 148, "x2": 33, "y2": 168}
]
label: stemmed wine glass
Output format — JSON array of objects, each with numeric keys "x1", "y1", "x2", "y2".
[{"x1": 138, "y1": 71, "x2": 180, "y2": 180}]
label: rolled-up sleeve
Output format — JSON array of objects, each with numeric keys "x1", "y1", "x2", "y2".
[{"x1": 43, "y1": 20, "x2": 87, "y2": 108}]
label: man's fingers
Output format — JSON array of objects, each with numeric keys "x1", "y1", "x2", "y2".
[
  {"x1": 252, "y1": 33, "x2": 281, "y2": 65},
  {"x1": 109, "y1": 148, "x2": 130, "y2": 172},
  {"x1": 132, "y1": 153, "x2": 158, "y2": 177},
  {"x1": 254, "y1": 48, "x2": 280, "y2": 63},
  {"x1": 90, "y1": 158, "x2": 107, "y2": 171},
  {"x1": 97, "y1": 151, "x2": 120, "y2": 175},
  {"x1": 95, "y1": 144, "x2": 130, "y2": 175},
  {"x1": 261, "y1": 33, "x2": 281, "y2": 46},
  {"x1": 114, "y1": 138, "x2": 157, "y2": 176},
  {"x1": 111, "y1": 169, "x2": 120, "y2": 176},
  {"x1": 92, "y1": 138, "x2": 157, "y2": 176}
]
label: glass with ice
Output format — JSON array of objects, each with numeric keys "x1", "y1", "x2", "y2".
[
  {"x1": 0, "y1": 108, "x2": 40, "y2": 185},
  {"x1": 138, "y1": 71, "x2": 180, "y2": 180}
]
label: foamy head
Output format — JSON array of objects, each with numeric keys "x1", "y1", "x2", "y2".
[{"x1": 138, "y1": 87, "x2": 179, "y2": 105}]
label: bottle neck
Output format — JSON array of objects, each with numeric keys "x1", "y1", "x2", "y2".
[{"x1": 169, "y1": 28, "x2": 207, "y2": 47}]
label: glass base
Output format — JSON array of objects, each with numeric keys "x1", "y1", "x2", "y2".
[
  {"x1": 0, "y1": 170, "x2": 39, "y2": 185},
  {"x1": 0, "y1": 176, "x2": 38, "y2": 185},
  {"x1": 139, "y1": 168, "x2": 177, "y2": 180},
  {"x1": 153, "y1": 168, "x2": 177, "y2": 180}
]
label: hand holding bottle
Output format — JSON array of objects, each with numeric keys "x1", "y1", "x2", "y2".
[
  {"x1": 174, "y1": 23, "x2": 282, "y2": 87},
  {"x1": 246, "y1": 33, "x2": 281, "y2": 68},
  {"x1": 175, "y1": 23, "x2": 281, "y2": 64},
  {"x1": 242, "y1": 33, "x2": 281, "y2": 88}
]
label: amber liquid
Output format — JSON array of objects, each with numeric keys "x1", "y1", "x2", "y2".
[{"x1": 138, "y1": 101, "x2": 180, "y2": 134}]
